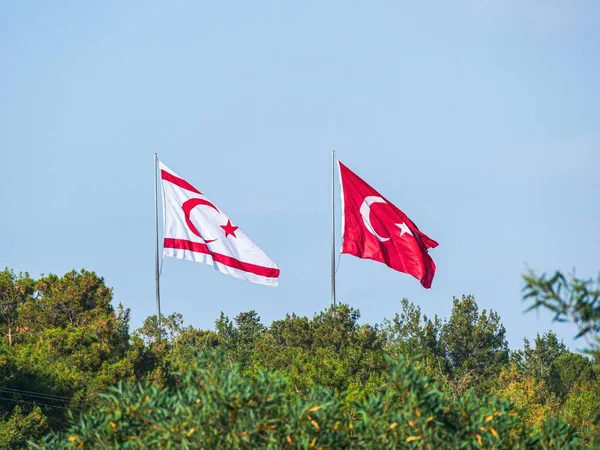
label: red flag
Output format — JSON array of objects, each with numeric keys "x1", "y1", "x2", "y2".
[{"x1": 338, "y1": 161, "x2": 438, "y2": 288}]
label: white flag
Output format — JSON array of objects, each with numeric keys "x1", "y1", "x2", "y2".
[{"x1": 160, "y1": 161, "x2": 280, "y2": 287}]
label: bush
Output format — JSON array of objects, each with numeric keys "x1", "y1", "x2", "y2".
[{"x1": 33, "y1": 353, "x2": 580, "y2": 449}]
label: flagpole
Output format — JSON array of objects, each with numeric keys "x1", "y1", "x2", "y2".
[
  {"x1": 331, "y1": 150, "x2": 337, "y2": 307},
  {"x1": 154, "y1": 153, "x2": 162, "y2": 331}
]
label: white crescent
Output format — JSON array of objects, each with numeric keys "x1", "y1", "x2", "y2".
[{"x1": 359, "y1": 196, "x2": 390, "y2": 242}]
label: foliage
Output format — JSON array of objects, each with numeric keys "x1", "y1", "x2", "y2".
[
  {"x1": 383, "y1": 296, "x2": 509, "y2": 398},
  {"x1": 0, "y1": 267, "x2": 597, "y2": 448},
  {"x1": 514, "y1": 331, "x2": 567, "y2": 381},
  {"x1": 562, "y1": 380, "x2": 600, "y2": 443},
  {"x1": 0, "y1": 269, "x2": 133, "y2": 447},
  {"x1": 523, "y1": 270, "x2": 600, "y2": 363},
  {"x1": 0, "y1": 406, "x2": 48, "y2": 449},
  {"x1": 250, "y1": 305, "x2": 385, "y2": 399},
  {"x1": 523, "y1": 269, "x2": 600, "y2": 445},
  {"x1": 439, "y1": 296, "x2": 509, "y2": 397},
  {"x1": 492, "y1": 365, "x2": 557, "y2": 432},
  {"x1": 33, "y1": 353, "x2": 581, "y2": 449}
]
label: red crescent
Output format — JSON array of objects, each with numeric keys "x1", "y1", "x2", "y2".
[{"x1": 182, "y1": 198, "x2": 220, "y2": 243}]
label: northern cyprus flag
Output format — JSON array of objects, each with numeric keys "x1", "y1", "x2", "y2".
[{"x1": 160, "y1": 161, "x2": 280, "y2": 287}]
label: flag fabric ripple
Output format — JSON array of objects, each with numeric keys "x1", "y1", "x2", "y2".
[
  {"x1": 160, "y1": 161, "x2": 280, "y2": 287},
  {"x1": 338, "y1": 160, "x2": 438, "y2": 288}
]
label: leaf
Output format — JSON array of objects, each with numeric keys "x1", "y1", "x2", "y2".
[
  {"x1": 387, "y1": 422, "x2": 398, "y2": 430},
  {"x1": 310, "y1": 437, "x2": 317, "y2": 448},
  {"x1": 307, "y1": 405, "x2": 321, "y2": 413},
  {"x1": 310, "y1": 419, "x2": 320, "y2": 430},
  {"x1": 485, "y1": 415, "x2": 494, "y2": 423},
  {"x1": 187, "y1": 428, "x2": 196, "y2": 436},
  {"x1": 68, "y1": 436, "x2": 78, "y2": 442},
  {"x1": 110, "y1": 422, "x2": 117, "y2": 432},
  {"x1": 476, "y1": 434, "x2": 482, "y2": 447},
  {"x1": 489, "y1": 427, "x2": 498, "y2": 438},
  {"x1": 406, "y1": 436, "x2": 421, "y2": 442}
]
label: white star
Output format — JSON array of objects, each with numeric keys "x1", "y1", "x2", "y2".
[{"x1": 396, "y1": 222, "x2": 413, "y2": 238}]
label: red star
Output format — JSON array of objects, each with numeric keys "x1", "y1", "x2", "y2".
[{"x1": 220, "y1": 220, "x2": 239, "y2": 238}]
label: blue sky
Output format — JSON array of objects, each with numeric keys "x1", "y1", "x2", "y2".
[{"x1": 1, "y1": 1, "x2": 598, "y2": 352}]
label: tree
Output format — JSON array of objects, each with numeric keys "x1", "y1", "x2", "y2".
[
  {"x1": 33, "y1": 353, "x2": 581, "y2": 449},
  {"x1": 523, "y1": 270, "x2": 600, "y2": 363},
  {"x1": 493, "y1": 365, "x2": 558, "y2": 432},
  {"x1": 382, "y1": 298, "x2": 442, "y2": 364},
  {"x1": 562, "y1": 379, "x2": 600, "y2": 444},
  {"x1": 523, "y1": 269, "x2": 600, "y2": 445},
  {"x1": 514, "y1": 332, "x2": 566, "y2": 382},
  {"x1": 0, "y1": 270, "x2": 134, "y2": 449},
  {"x1": 3, "y1": 264, "x2": 599, "y2": 447},
  {"x1": 129, "y1": 313, "x2": 188, "y2": 387},
  {"x1": 547, "y1": 353, "x2": 596, "y2": 402},
  {"x1": 0, "y1": 269, "x2": 35, "y2": 346},
  {"x1": 253, "y1": 304, "x2": 385, "y2": 397},
  {"x1": 383, "y1": 297, "x2": 510, "y2": 397},
  {"x1": 439, "y1": 296, "x2": 509, "y2": 397},
  {"x1": 215, "y1": 310, "x2": 265, "y2": 370},
  {"x1": 0, "y1": 406, "x2": 48, "y2": 450}
]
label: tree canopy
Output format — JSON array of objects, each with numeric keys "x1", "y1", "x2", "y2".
[{"x1": 0, "y1": 267, "x2": 597, "y2": 448}]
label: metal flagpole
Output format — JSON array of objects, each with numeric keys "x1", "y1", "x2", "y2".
[
  {"x1": 331, "y1": 150, "x2": 337, "y2": 307},
  {"x1": 154, "y1": 153, "x2": 162, "y2": 330}
]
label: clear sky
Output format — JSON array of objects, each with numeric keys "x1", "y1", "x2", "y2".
[{"x1": 1, "y1": 1, "x2": 598, "y2": 352}]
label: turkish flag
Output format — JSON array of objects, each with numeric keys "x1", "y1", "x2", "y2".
[
  {"x1": 338, "y1": 161, "x2": 438, "y2": 288},
  {"x1": 160, "y1": 161, "x2": 280, "y2": 287}
]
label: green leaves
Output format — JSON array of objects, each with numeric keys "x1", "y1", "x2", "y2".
[
  {"x1": 523, "y1": 270, "x2": 600, "y2": 357},
  {"x1": 383, "y1": 296, "x2": 510, "y2": 398},
  {"x1": 33, "y1": 353, "x2": 581, "y2": 449},
  {"x1": 523, "y1": 269, "x2": 600, "y2": 445},
  {"x1": 0, "y1": 269, "x2": 134, "y2": 448},
  {"x1": 0, "y1": 266, "x2": 598, "y2": 448}
]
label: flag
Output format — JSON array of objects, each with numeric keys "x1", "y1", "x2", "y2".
[
  {"x1": 160, "y1": 161, "x2": 280, "y2": 287},
  {"x1": 338, "y1": 161, "x2": 438, "y2": 288}
]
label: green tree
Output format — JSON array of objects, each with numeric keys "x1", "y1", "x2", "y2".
[
  {"x1": 547, "y1": 352, "x2": 596, "y2": 401},
  {"x1": 383, "y1": 297, "x2": 510, "y2": 397},
  {"x1": 0, "y1": 269, "x2": 35, "y2": 346},
  {"x1": 382, "y1": 298, "x2": 442, "y2": 365},
  {"x1": 129, "y1": 313, "x2": 188, "y2": 387},
  {"x1": 215, "y1": 310, "x2": 265, "y2": 370},
  {"x1": 523, "y1": 270, "x2": 600, "y2": 363},
  {"x1": 253, "y1": 304, "x2": 385, "y2": 398},
  {"x1": 0, "y1": 270, "x2": 134, "y2": 448},
  {"x1": 492, "y1": 365, "x2": 558, "y2": 432},
  {"x1": 0, "y1": 406, "x2": 48, "y2": 450},
  {"x1": 33, "y1": 353, "x2": 581, "y2": 449},
  {"x1": 523, "y1": 269, "x2": 600, "y2": 445},
  {"x1": 439, "y1": 296, "x2": 509, "y2": 397},
  {"x1": 513, "y1": 332, "x2": 567, "y2": 386},
  {"x1": 562, "y1": 379, "x2": 600, "y2": 443}
]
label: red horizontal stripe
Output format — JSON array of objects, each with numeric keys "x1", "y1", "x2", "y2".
[
  {"x1": 161, "y1": 170, "x2": 202, "y2": 195},
  {"x1": 164, "y1": 238, "x2": 280, "y2": 279}
]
